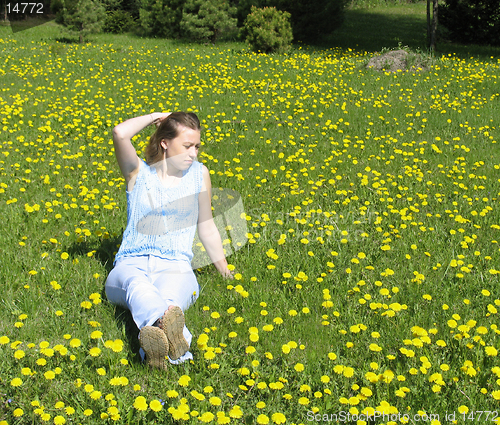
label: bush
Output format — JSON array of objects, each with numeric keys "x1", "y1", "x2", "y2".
[
  {"x1": 440, "y1": 0, "x2": 500, "y2": 46},
  {"x1": 103, "y1": 10, "x2": 136, "y2": 33},
  {"x1": 180, "y1": 0, "x2": 238, "y2": 42},
  {"x1": 243, "y1": 6, "x2": 292, "y2": 53},
  {"x1": 139, "y1": 0, "x2": 185, "y2": 38}
]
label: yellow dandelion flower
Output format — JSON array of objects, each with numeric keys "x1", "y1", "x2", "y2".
[
  {"x1": 44, "y1": 371, "x2": 55, "y2": 380},
  {"x1": 150, "y1": 400, "x2": 163, "y2": 412},
  {"x1": 229, "y1": 406, "x2": 243, "y2": 418},
  {"x1": 485, "y1": 346, "x2": 498, "y2": 356},
  {"x1": 133, "y1": 396, "x2": 148, "y2": 411},
  {"x1": 89, "y1": 347, "x2": 101, "y2": 357},
  {"x1": 199, "y1": 412, "x2": 215, "y2": 422},
  {"x1": 10, "y1": 377, "x2": 22, "y2": 387},
  {"x1": 69, "y1": 338, "x2": 81, "y2": 348},
  {"x1": 298, "y1": 397, "x2": 309, "y2": 405},
  {"x1": 209, "y1": 397, "x2": 221, "y2": 406},
  {"x1": 178, "y1": 375, "x2": 191, "y2": 387},
  {"x1": 257, "y1": 414, "x2": 269, "y2": 424},
  {"x1": 271, "y1": 412, "x2": 286, "y2": 424}
]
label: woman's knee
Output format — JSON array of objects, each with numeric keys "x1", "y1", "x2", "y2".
[
  {"x1": 105, "y1": 264, "x2": 149, "y2": 307},
  {"x1": 165, "y1": 277, "x2": 199, "y2": 311}
]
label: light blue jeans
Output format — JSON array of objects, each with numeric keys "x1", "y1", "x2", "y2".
[{"x1": 105, "y1": 254, "x2": 199, "y2": 364}]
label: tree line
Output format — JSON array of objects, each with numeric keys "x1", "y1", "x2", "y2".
[
  {"x1": 2, "y1": 0, "x2": 498, "y2": 48},
  {"x1": 41, "y1": 0, "x2": 346, "y2": 45}
]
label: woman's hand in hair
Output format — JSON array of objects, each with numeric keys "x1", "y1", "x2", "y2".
[{"x1": 151, "y1": 112, "x2": 172, "y2": 128}]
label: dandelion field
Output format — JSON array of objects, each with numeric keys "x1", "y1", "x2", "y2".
[{"x1": 1, "y1": 18, "x2": 500, "y2": 425}]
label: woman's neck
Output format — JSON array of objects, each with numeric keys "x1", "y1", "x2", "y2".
[{"x1": 153, "y1": 160, "x2": 182, "y2": 179}]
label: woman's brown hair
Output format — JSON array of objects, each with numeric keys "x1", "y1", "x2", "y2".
[{"x1": 145, "y1": 112, "x2": 201, "y2": 165}]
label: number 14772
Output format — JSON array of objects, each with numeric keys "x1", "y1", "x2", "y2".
[{"x1": 6, "y1": 3, "x2": 44, "y2": 14}]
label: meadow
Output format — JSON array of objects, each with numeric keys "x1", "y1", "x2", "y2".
[{"x1": 0, "y1": 6, "x2": 500, "y2": 424}]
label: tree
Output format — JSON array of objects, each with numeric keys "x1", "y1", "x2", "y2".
[
  {"x1": 122, "y1": 0, "x2": 141, "y2": 19},
  {"x1": 427, "y1": 0, "x2": 438, "y2": 51},
  {"x1": 100, "y1": 0, "x2": 122, "y2": 11},
  {"x1": 139, "y1": 0, "x2": 185, "y2": 38},
  {"x1": 180, "y1": 0, "x2": 237, "y2": 42},
  {"x1": 230, "y1": 0, "x2": 266, "y2": 28},
  {"x1": 440, "y1": 0, "x2": 500, "y2": 45},
  {"x1": 55, "y1": 0, "x2": 106, "y2": 43}
]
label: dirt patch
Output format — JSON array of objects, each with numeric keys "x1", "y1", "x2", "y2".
[{"x1": 366, "y1": 49, "x2": 430, "y2": 73}]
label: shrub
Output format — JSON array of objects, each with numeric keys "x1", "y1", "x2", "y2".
[
  {"x1": 103, "y1": 10, "x2": 136, "y2": 33},
  {"x1": 180, "y1": 0, "x2": 238, "y2": 42},
  {"x1": 243, "y1": 6, "x2": 292, "y2": 53},
  {"x1": 139, "y1": 0, "x2": 185, "y2": 38},
  {"x1": 440, "y1": 0, "x2": 500, "y2": 46}
]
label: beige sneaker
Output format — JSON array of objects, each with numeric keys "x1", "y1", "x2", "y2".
[
  {"x1": 139, "y1": 326, "x2": 169, "y2": 371},
  {"x1": 161, "y1": 306, "x2": 189, "y2": 360}
]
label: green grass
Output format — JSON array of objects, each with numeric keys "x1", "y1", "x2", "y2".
[
  {"x1": 330, "y1": 2, "x2": 429, "y2": 52},
  {"x1": 0, "y1": 9, "x2": 500, "y2": 425}
]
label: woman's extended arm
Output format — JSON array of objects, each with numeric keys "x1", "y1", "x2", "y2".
[
  {"x1": 112, "y1": 113, "x2": 170, "y2": 183},
  {"x1": 197, "y1": 165, "x2": 234, "y2": 279}
]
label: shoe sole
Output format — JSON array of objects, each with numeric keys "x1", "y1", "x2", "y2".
[
  {"x1": 162, "y1": 306, "x2": 189, "y2": 360},
  {"x1": 139, "y1": 326, "x2": 169, "y2": 371}
]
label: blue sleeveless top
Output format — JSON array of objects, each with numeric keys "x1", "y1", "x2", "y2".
[{"x1": 113, "y1": 159, "x2": 203, "y2": 266}]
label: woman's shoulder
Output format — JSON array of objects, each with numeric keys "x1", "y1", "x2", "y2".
[
  {"x1": 198, "y1": 161, "x2": 208, "y2": 173},
  {"x1": 197, "y1": 162, "x2": 210, "y2": 180},
  {"x1": 197, "y1": 162, "x2": 210, "y2": 192},
  {"x1": 189, "y1": 160, "x2": 207, "y2": 176}
]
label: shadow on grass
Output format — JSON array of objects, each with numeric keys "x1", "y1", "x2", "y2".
[
  {"x1": 323, "y1": 6, "x2": 428, "y2": 52},
  {"x1": 65, "y1": 234, "x2": 144, "y2": 363},
  {"x1": 66, "y1": 235, "x2": 120, "y2": 275},
  {"x1": 114, "y1": 306, "x2": 142, "y2": 364}
]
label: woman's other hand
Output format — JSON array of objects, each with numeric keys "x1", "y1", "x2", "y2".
[{"x1": 222, "y1": 269, "x2": 235, "y2": 279}]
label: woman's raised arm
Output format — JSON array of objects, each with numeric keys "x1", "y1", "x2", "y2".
[{"x1": 112, "y1": 113, "x2": 170, "y2": 182}]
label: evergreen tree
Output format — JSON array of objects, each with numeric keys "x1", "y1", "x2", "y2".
[
  {"x1": 440, "y1": 0, "x2": 500, "y2": 45},
  {"x1": 180, "y1": 0, "x2": 237, "y2": 42},
  {"x1": 139, "y1": 0, "x2": 185, "y2": 38},
  {"x1": 100, "y1": 0, "x2": 122, "y2": 11},
  {"x1": 122, "y1": 0, "x2": 141, "y2": 19},
  {"x1": 54, "y1": 0, "x2": 106, "y2": 43},
  {"x1": 230, "y1": 0, "x2": 266, "y2": 28}
]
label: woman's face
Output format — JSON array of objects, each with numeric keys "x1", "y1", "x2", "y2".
[{"x1": 161, "y1": 126, "x2": 200, "y2": 171}]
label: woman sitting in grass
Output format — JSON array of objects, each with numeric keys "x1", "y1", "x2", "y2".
[{"x1": 105, "y1": 111, "x2": 234, "y2": 370}]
